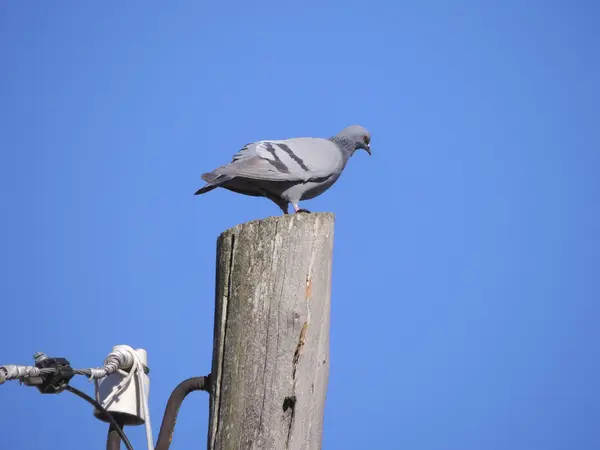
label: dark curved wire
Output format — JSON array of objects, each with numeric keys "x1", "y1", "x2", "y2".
[
  {"x1": 155, "y1": 376, "x2": 210, "y2": 450},
  {"x1": 107, "y1": 419, "x2": 127, "y2": 450},
  {"x1": 64, "y1": 385, "x2": 135, "y2": 450}
]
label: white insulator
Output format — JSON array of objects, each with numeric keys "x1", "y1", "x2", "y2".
[{"x1": 93, "y1": 347, "x2": 150, "y2": 426}]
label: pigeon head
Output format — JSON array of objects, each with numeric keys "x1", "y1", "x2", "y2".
[{"x1": 332, "y1": 125, "x2": 372, "y2": 156}]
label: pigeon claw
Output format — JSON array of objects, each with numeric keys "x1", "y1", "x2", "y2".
[{"x1": 296, "y1": 209, "x2": 311, "y2": 214}]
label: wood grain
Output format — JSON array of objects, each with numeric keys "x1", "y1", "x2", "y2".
[{"x1": 208, "y1": 213, "x2": 334, "y2": 450}]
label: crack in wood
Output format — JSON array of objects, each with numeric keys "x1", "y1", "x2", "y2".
[
  {"x1": 286, "y1": 321, "x2": 308, "y2": 448},
  {"x1": 283, "y1": 395, "x2": 297, "y2": 448},
  {"x1": 212, "y1": 233, "x2": 235, "y2": 449},
  {"x1": 292, "y1": 322, "x2": 308, "y2": 378}
]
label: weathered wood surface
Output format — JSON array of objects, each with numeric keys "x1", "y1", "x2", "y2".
[{"x1": 208, "y1": 213, "x2": 334, "y2": 450}]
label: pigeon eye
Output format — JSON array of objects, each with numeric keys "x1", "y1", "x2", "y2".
[{"x1": 363, "y1": 135, "x2": 369, "y2": 144}]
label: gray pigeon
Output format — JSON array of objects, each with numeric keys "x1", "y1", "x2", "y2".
[{"x1": 194, "y1": 125, "x2": 371, "y2": 214}]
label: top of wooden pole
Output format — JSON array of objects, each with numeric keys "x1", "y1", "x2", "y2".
[{"x1": 217, "y1": 212, "x2": 335, "y2": 241}]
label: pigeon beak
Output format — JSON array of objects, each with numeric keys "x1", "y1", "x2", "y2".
[{"x1": 365, "y1": 144, "x2": 371, "y2": 156}]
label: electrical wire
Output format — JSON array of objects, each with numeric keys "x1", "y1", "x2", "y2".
[
  {"x1": 2, "y1": 353, "x2": 213, "y2": 450},
  {"x1": 1, "y1": 350, "x2": 150, "y2": 450},
  {"x1": 155, "y1": 376, "x2": 210, "y2": 450},
  {"x1": 107, "y1": 420, "x2": 126, "y2": 450},
  {"x1": 64, "y1": 385, "x2": 135, "y2": 450},
  {"x1": 0, "y1": 346, "x2": 147, "y2": 385}
]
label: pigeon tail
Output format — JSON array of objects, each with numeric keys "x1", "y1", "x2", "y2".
[
  {"x1": 194, "y1": 184, "x2": 217, "y2": 195},
  {"x1": 194, "y1": 172, "x2": 231, "y2": 195}
]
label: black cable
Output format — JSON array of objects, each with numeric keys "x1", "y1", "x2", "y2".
[
  {"x1": 155, "y1": 376, "x2": 210, "y2": 450},
  {"x1": 64, "y1": 385, "x2": 135, "y2": 450},
  {"x1": 107, "y1": 419, "x2": 126, "y2": 450}
]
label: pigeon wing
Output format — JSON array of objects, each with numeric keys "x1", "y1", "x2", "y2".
[{"x1": 215, "y1": 138, "x2": 343, "y2": 182}]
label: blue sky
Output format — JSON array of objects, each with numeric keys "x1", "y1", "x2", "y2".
[{"x1": 1, "y1": 1, "x2": 599, "y2": 449}]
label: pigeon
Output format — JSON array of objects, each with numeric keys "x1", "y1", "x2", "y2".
[{"x1": 194, "y1": 125, "x2": 371, "y2": 214}]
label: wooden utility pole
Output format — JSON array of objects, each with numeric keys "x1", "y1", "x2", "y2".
[{"x1": 208, "y1": 213, "x2": 334, "y2": 450}]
